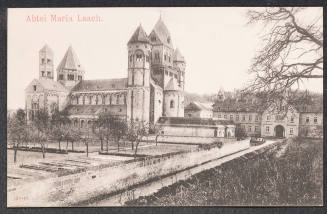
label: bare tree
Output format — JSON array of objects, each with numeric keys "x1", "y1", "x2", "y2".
[
  {"x1": 244, "y1": 7, "x2": 322, "y2": 102},
  {"x1": 127, "y1": 121, "x2": 149, "y2": 158},
  {"x1": 111, "y1": 118, "x2": 128, "y2": 152},
  {"x1": 8, "y1": 109, "x2": 28, "y2": 163}
]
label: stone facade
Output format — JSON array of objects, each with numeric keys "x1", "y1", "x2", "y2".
[
  {"x1": 212, "y1": 92, "x2": 323, "y2": 138},
  {"x1": 156, "y1": 117, "x2": 235, "y2": 138},
  {"x1": 25, "y1": 18, "x2": 185, "y2": 126}
]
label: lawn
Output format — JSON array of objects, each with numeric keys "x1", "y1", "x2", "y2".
[{"x1": 125, "y1": 137, "x2": 323, "y2": 206}]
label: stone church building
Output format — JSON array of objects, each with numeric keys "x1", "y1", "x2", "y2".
[{"x1": 25, "y1": 18, "x2": 186, "y2": 127}]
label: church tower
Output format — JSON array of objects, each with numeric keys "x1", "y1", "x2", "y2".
[
  {"x1": 126, "y1": 24, "x2": 152, "y2": 123},
  {"x1": 57, "y1": 46, "x2": 85, "y2": 88},
  {"x1": 39, "y1": 44, "x2": 54, "y2": 80},
  {"x1": 148, "y1": 17, "x2": 176, "y2": 90},
  {"x1": 173, "y1": 48, "x2": 186, "y2": 90}
]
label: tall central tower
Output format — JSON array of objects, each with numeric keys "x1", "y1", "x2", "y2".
[{"x1": 126, "y1": 24, "x2": 152, "y2": 123}]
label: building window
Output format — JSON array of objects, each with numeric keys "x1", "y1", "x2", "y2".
[
  {"x1": 169, "y1": 56, "x2": 171, "y2": 62},
  {"x1": 170, "y1": 100, "x2": 175, "y2": 108},
  {"x1": 224, "y1": 115, "x2": 227, "y2": 119},
  {"x1": 155, "y1": 52, "x2": 160, "y2": 60},
  {"x1": 255, "y1": 115, "x2": 258, "y2": 121},
  {"x1": 59, "y1": 74, "x2": 64, "y2": 80},
  {"x1": 33, "y1": 85, "x2": 36, "y2": 91},
  {"x1": 165, "y1": 71, "x2": 168, "y2": 75},
  {"x1": 136, "y1": 53, "x2": 142, "y2": 60},
  {"x1": 230, "y1": 115, "x2": 233, "y2": 120},
  {"x1": 248, "y1": 126, "x2": 252, "y2": 132},
  {"x1": 41, "y1": 58, "x2": 45, "y2": 64},
  {"x1": 236, "y1": 115, "x2": 239, "y2": 121},
  {"x1": 290, "y1": 128, "x2": 293, "y2": 135},
  {"x1": 47, "y1": 59, "x2": 51, "y2": 63},
  {"x1": 255, "y1": 126, "x2": 258, "y2": 132},
  {"x1": 68, "y1": 74, "x2": 74, "y2": 80},
  {"x1": 314, "y1": 117, "x2": 318, "y2": 124},
  {"x1": 249, "y1": 115, "x2": 252, "y2": 121},
  {"x1": 290, "y1": 117, "x2": 294, "y2": 123},
  {"x1": 41, "y1": 71, "x2": 45, "y2": 76},
  {"x1": 164, "y1": 55, "x2": 167, "y2": 61},
  {"x1": 306, "y1": 117, "x2": 309, "y2": 123},
  {"x1": 218, "y1": 114, "x2": 221, "y2": 118},
  {"x1": 78, "y1": 75, "x2": 82, "y2": 80},
  {"x1": 267, "y1": 115, "x2": 270, "y2": 121},
  {"x1": 47, "y1": 72, "x2": 51, "y2": 77},
  {"x1": 242, "y1": 115, "x2": 245, "y2": 121},
  {"x1": 266, "y1": 126, "x2": 270, "y2": 132}
]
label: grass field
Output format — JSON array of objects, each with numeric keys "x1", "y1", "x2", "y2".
[{"x1": 126, "y1": 137, "x2": 323, "y2": 206}]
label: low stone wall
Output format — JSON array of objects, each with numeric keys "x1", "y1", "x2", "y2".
[
  {"x1": 8, "y1": 139, "x2": 250, "y2": 207},
  {"x1": 156, "y1": 135, "x2": 237, "y2": 145}
]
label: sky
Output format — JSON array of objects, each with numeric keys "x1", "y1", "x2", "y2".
[{"x1": 7, "y1": 7, "x2": 323, "y2": 110}]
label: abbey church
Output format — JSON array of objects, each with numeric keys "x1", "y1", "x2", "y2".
[{"x1": 25, "y1": 18, "x2": 186, "y2": 126}]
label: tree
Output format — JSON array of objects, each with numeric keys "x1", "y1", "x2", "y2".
[
  {"x1": 154, "y1": 125, "x2": 163, "y2": 146},
  {"x1": 97, "y1": 112, "x2": 116, "y2": 152},
  {"x1": 235, "y1": 124, "x2": 247, "y2": 140},
  {"x1": 8, "y1": 109, "x2": 28, "y2": 163},
  {"x1": 244, "y1": 7, "x2": 322, "y2": 102},
  {"x1": 111, "y1": 118, "x2": 128, "y2": 152},
  {"x1": 50, "y1": 109, "x2": 71, "y2": 151},
  {"x1": 32, "y1": 109, "x2": 51, "y2": 158},
  {"x1": 127, "y1": 121, "x2": 149, "y2": 158},
  {"x1": 92, "y1": 120, "x2": 106, "y2": 151}
]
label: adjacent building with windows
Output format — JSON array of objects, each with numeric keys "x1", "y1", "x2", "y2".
[
  {"x1": 212, "y1": 91, "x2": 323, "y2": 138},
  {"x1": 25, "y1": 17, "x2": 186, "y2": 126}
]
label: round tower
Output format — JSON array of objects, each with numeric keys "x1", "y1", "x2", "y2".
[
  {"x1": 126, "y1": 24, "x2": 152, "y2": 123},
  {"x1": 39, "y1": 44, "x2": 54, "y2": 80},
  {"x1": 163, "y1": 78, "x2": 184, "y2": 117}
]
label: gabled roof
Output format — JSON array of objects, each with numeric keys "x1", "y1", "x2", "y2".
[
  {"x1": 57, "y1": 46, "x2": 84, "y2": 71},
  {"x1": 25, "y1": 79, "x2": 68, "y2": 93},
  {"x1": 39, "y1": 44, "x2": 53, "y2": 54},
  {"x1": 150, "y1": 18, "x2": 173, "y2": 48},
  {"x1": 128, "y1": 24, "x2": 150, "y2": 44},
  {"x1": 71, "y1": 78, "x2": 128, "y2": 92},
  {"x1": 173, "y1": 48, "x2": 185, "y2": 62},
  {"x1": 185, "y1": 101, "x2": 213, "y2": 111},
  {"x1": 165, "y1": 78, "x2": 180, "y2": 91}
]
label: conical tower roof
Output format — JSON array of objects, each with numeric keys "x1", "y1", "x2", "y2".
[
  {"x1": 39, "y1": 44, "x2": 53, "y2": 54},
  {"x1": 165, "y1": 78, "x2": 180, "y2": 91},
  {"x1": 150, "y1": 17, "x2": 173, "y2": 48},
  {"x1": 173, "y1": 48, "x2": 185, "y2": 62},
  {"x1": 57, "y1": 46, "x2": 84, "y2": 71},
  {"x1": 128, "y1": 24, "x2": 150, "y2": 44}
]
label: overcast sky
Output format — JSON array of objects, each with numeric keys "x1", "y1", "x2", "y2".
[{"x1": 7, "y1": 7, "x2": 323, "y2": 110}]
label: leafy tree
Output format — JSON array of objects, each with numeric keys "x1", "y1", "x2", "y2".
[
  {"x1": 31, "y1": 109, "x2": 50, "y2": 158},
  {"x1": 244, "y1": 7, "x2": 322, "y2": 102}
]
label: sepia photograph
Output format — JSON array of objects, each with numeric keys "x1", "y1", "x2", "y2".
[{"x1": 6, "y1": 7, "x2": 323, "y2": 207}]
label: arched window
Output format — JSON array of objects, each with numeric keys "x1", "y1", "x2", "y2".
[
  {"x1": 81, "y1": 120, "x2": 85, "y2": 128},
  {"x1": 170, "y1": 100, "x2": 175, "y2": 108},
  {"x1": 74, "y1": 120, "x2": 78, "y2": 127}
]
